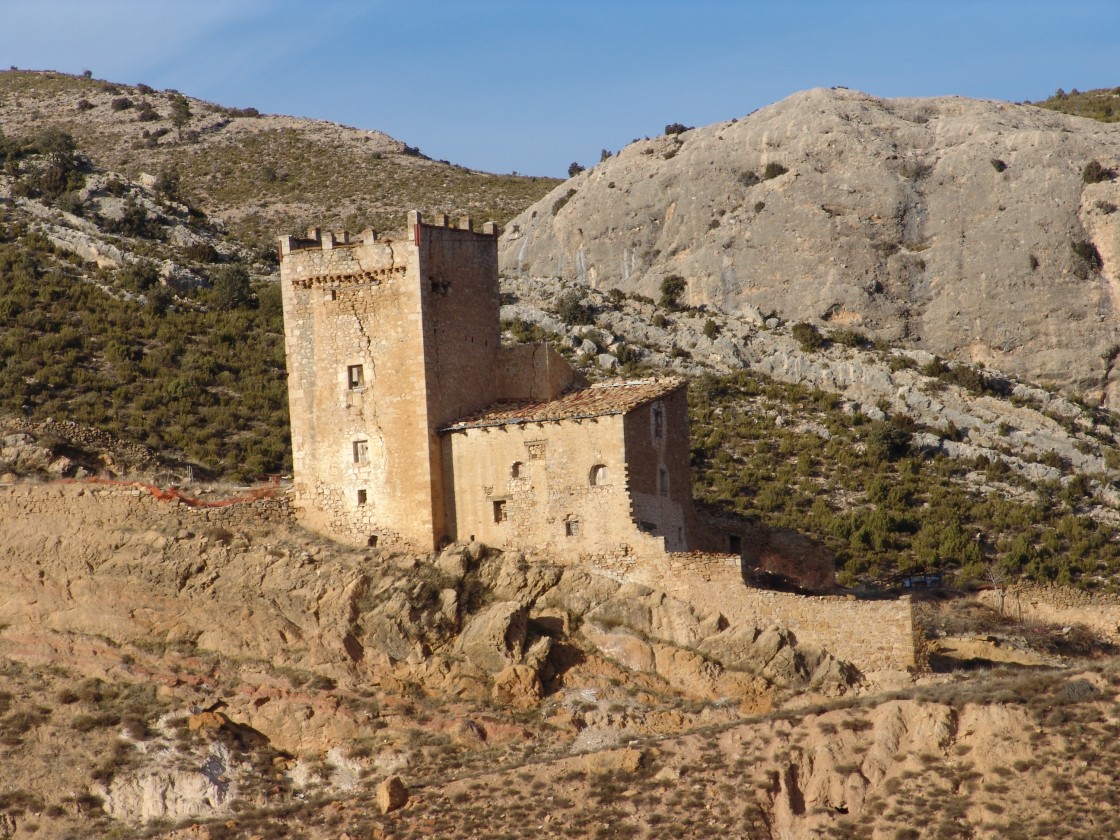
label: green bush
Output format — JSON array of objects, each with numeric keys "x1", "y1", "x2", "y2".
[
  {"x1": 555, "y1": 288, "x2": 593, "y2": 326},
  {"x1": 761, "y1": 162, "x2": 788, "y2": 180},
  {"x1": 659, "y1": 275, "x2": 686, "y2": 310},
  {"x1": 110, "y1": 97, "x2": 132, "y2": 111},
  {"x1": 702, "y1": 318, "x2": 720, "y2": 339},
  {"x1": 791, "y1": 322, "x2": 824, "y2": 351},
  {"x1": 211, "y1": 264, "x2": 252, "y2": 311},
  {"x1": 1082, "y1": 159, "x2": 1115, "y2": 184}
]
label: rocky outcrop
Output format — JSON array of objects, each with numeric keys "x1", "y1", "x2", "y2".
[{"x1": 501, "y1": 88, "x2": 1120, "y2": 399}]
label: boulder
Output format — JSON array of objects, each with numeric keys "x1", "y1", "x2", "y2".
[
  {"x1": 376, "y1": 775, "x2": 408, "y2": 814},
  {"x1": 454, "y1": 601, "x2": 527, "y2": 673},
  {"x1": 491, "y1": 664, "x2": 542, "y2": 709}
]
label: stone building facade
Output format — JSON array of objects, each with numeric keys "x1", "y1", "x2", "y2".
[{"x1": 279, "y1": 212, "x2": 705, "y2": 560}]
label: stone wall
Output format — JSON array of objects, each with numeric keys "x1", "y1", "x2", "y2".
[
  {"x1": 623, "y1": 388, "x2": 694, "y2": 552},
  {"x1": 977, "y1": 584, "x2": 1120, "y2": 641},
  {"x1": 443, "y1": 413, "x2": 664, "y2": 559},
  {"x1": 622, "y1": 551, "x2": 921, "y2": 674}
]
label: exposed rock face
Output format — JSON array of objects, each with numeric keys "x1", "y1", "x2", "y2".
[{"x1": 500, "y1": 88, "x2": 1120, "y2": 398}]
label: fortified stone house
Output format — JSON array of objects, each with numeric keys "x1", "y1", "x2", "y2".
[
  {"x1": 279, "y1": 211, "x2": 726, "y2": 563},
  {"x1": 274, "y1": 216, "x2": 925, "y2": 676}
]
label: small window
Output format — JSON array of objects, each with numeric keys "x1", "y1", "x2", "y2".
[
  {"x1": 589, "y1": 464, "x2": 608, "y2": 486},
  {"x1": 511, "y1": 461, "x2": 523, "y2": 479},
  {"x1": 327, "y1": 289, "x2": 338, "y2": 301},
  {"x1": 652, "y1": 404, "x2": 664, "y2": 439},
  {"x1": 639, "y1": 521, "x2": 658, "y2": 535},
  {"x1": 565, "y1": 519, "x2": 581, "y2": 537},
  {"x1": 658, "y1": 467, "x2": 669, "y2": 497},
  {"x1": 493, "y1": 500, "x2": 507, "y2": 523},
  {"x1": 347, "y1": 364, "x2": 365, "y2": 389},
  {"x1": 352, "y1": 440, "x2": 368, "y2": 464},
  {"x1": 357, "y1": 489, "x2": 367, "y2": 506},
  {"x1": 729, "y1": 534, "x2": 742, "y2": 555}
]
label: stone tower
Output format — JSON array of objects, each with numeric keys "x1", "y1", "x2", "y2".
[{"x1": 279, "y1": 212, "x2": 501, "y2": 549}]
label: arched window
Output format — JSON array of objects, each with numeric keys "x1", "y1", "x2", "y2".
[{"x1": 589, "y1": 464, "x2": 608, "y2": 486}]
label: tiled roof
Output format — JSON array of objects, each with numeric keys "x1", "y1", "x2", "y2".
[{"x1": 441, "y1": 378, "x2": 685, "y2": 431}]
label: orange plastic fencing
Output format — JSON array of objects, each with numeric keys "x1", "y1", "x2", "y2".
[{"x1": 54, "y1": 476, "x2": 281, "y2": 508}]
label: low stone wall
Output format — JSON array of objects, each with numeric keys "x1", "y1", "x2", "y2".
[
  {"x1": 629, "y1": 552, "x2": 922, "y2": 674},
  {"x1": 977, "y1": 585, "x2": 1120, "y2": 641}
]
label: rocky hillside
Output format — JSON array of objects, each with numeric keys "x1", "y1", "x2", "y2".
[
  {"x1": 0, "y1": 481, "x2": 1117, "y2": 839},
  {"x1": 500, "y1": 87, "x2": 1120, "y2": 402},
  {"x1": 0, "y1": 70, "x2": 559, "y2": 250}
]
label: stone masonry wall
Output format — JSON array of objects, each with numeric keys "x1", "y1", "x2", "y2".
[
  {"x1": 623, "y1": 552, "x2": 921, "y2": 673},
  {"x1": 976, "y1": 584, "x2": 1120, "y2": 641},
  {"x1": 623, "y1": 387, "x2": 695, "y2": 552},
  {"x1": 443, "y1": 413, "x2": 668, "y2": 559}
]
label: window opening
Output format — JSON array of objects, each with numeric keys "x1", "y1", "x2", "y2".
[
  {"x1": 329, "y1": 289, "x2": 338, "y2": 301},
  {"x1": 658, "y1": 467, "x2": 669, "y2": 497},
  {"x1": 511, "y1": 461, "x2": 523, "y2": 478},
  {"x1": 729, "y1": 534, "x2": 742, "y2": 555},
  {"x1": 565, "y1": 519, "x2": 581, "y2": 537},
  {"x1": 352, "y1": 440, "x2": 369, "y2": 464},
  {"x1": 493, "y1": 500, "x2": 507, "y2": 523},
  {"x1": 589, "y1": 464, "x2": 608, "y2": 486},
  {"x1": 347, "y1": 364, "x2": 365, "y2": 389},
  {"x1": 357, "y1": 489, "x2": 367, "y2": 506},
  {"x1": 639, "y1": 521, "x2": 658, "y2": 535},
  {"x1": 652, "y1": 404, "x2": 664, "y2": 439}
]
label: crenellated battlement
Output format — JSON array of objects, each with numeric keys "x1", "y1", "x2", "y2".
[{"x1": 279, "y1": 212, "x2": 499, "y2": 259}]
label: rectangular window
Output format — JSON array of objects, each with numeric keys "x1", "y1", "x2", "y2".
[
  {"x1": 652, "y1": 405, "x2": 664, "y2": 439},
  {"x1": 493, "y1": 500, "x2": 507, "y2": 523},
  {"x1": 357, "y1": 489, "x2": 367, "y2": 506},
  {"x1": 328, "y1": 289, "x2": 338, "y2": 301},
  {"x1": 565, "y1": 519, "x2": 581, "y2": 537},
  {"x1": 729, "y1": 534, "x2": 743, "y2": 555},
  {"x1": 658, "y1": 467, "x2": 669, "y2": 497},
  {"x1": 347, "y1": 364, "x2": 365, "y2": 389},
  {"x1": 352, "y1": 440, "x2": 368, "y2": 464}
]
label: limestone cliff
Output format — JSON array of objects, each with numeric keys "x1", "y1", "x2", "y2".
[{"x1": 500, "y1": 88, "x2": 1120, "y2": 401}]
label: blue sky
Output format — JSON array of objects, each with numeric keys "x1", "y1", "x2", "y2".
[{"x1": 3, "y1": 1, "x2": 1119, "y2": 177}]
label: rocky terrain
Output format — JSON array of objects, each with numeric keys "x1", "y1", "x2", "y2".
[
  {"x1": 500, "y1": 87, "x2": 1120, "y2": 402},
  {"x1": 1, "y1": 480, "x2": 1118, "y2": 839}
]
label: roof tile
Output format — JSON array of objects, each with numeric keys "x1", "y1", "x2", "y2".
[{"x1": 441, "y1": 378, "x2": 685, "y2": 431}]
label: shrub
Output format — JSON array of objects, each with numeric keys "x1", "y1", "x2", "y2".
[
  {"x1": 1071, "y1": 239, "x2": 1103, "y2": 274},
  {"x1": 791, "y1": 322, "x2": 825, "y2": 351},
  {"x1": 990, "y1": 158, "x2": 1008, "y2": 172},
  {"x1": 739, "y1": 171, "x2": 760, "y2": 188},
  {"x1": 831, "y1": 328, "x2": 868, "y2": 348},
  {"x1": 76, "y1": 98, "x2": 93, "y2": 112},
  {"x1": 110, "y1": 97, "x2": 133, "y2": 111},
  {"x1": 567, "y1": 161, "x2": 585, "y2": 177},
  {"x1": 555, "y1": 288, "x2": 594, "y2": 325},
  {"x1": 119, "y1": 260, "x2": 161, "y2": 292},
  {"x1": 1082, "y1": 159, "x2": 1115, "y2": 184},
  {"x1": 154, "y1": 167, "x2": 180, "y2": 201},
  {"x1": 761, "y1": 162, "x2": 788, "y2": 180},
  {"x1": 659, "y1": 275, "x2": 686, "y2": 310},
  {"x1": 552, "y1": 188, "x2": 576, "y2": 215},
  {"x1": 136, "y1": 83, "x2": 154, "y2": 95},
  {"x1": 702, "y1": 318, "x2": 720, "y2": 339},
  {"x1": 182, "y1": 242, "x2": 219, "y2": 263},
  {"x1": 664, "y1": 123, "x2": 693, "y2": 135},
  {"x1": 865, "y1": 421, "x2": 912, "y2": 462},
  {"x1": 754, "y1": 201, "x2": 766, "y2": 212},
  {"x1": 211, "y1": 264, "x2": 252, "y2": 310},
  {"x1": 136, "y1": 102, "x2": 160, "y2": 122}
]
